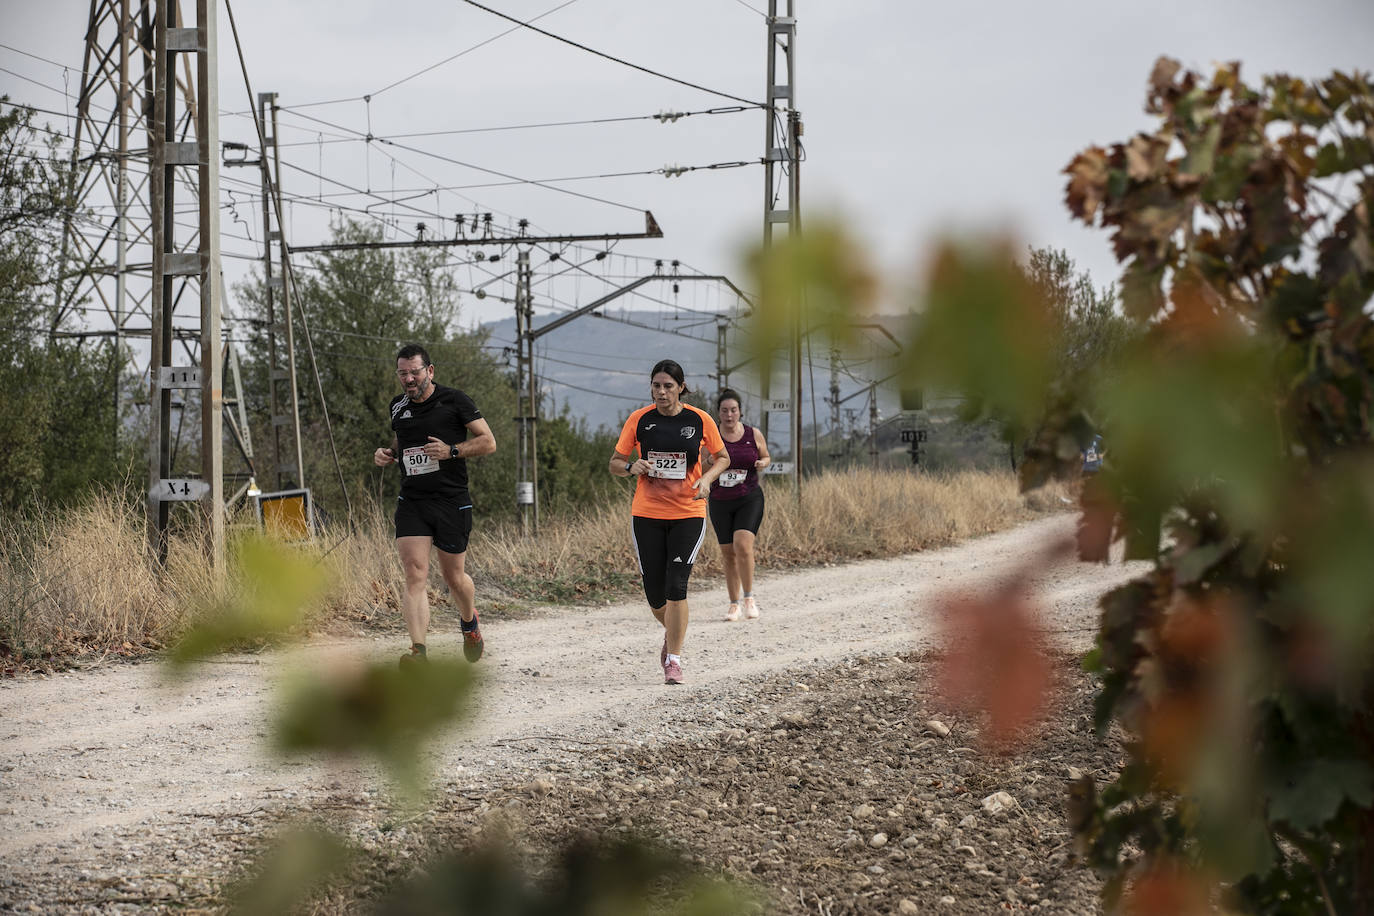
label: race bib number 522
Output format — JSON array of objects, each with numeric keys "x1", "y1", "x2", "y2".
[
  {"x1": 646, "y1": 450, "x2": 687, "y2": 480},
  {"x1": 402, "y1": 446, "x2": 437, "y2": 476}
]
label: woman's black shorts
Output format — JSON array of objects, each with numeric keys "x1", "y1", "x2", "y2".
[
  {"x1": 632, "y1": 515, "x2": 707, "y2": 607},
  {"x1": 708, "y1": 487, "x2": 765, "y2": 544}
]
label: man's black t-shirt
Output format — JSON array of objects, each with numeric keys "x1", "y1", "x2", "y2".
[{"x1": 389, "y1": 384, "x2": 483, "y2": 502}]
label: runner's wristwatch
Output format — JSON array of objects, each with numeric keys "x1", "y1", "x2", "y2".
[{"x1": 449, "y1": 443, "x2": 459, "y2": 459}]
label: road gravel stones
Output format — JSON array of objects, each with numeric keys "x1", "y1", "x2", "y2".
[{"x1": 3, "y1": 651, "x2": 1120, "y2": 914}]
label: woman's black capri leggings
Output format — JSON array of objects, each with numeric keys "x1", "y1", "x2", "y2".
[
  {"x1": 632, "y1": 516, "x2": 707, "y2": 608},
  {"x1": 708, "y1": 487, "x2": 765, "y2": 545}
]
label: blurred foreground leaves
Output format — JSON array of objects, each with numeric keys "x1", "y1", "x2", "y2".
[
  {"x1": 910, "y1": 240, "x2": 1056, "y2": 433},
  {"x1": 274, "y1": 656, "x2": 473, "y2": 800},
  {"x1": 744, "y1": 218, "x2": 879, "y2": 383},
  {"x1": 227, "y1": 826, "x2": 352, "y2": 916},
  {"x1": 170, "y1": 540, "x2": 750, "y2": 914},
  {"x1": 168, "y1": 534, "x2": 329, "y2": 670},
  {"x1": 935, "y1": 550, "x2": 1061, "y2": 750},
  {"x1": 1057, "y1": 61, "x2": 1373, "y2": 912},
  {"x1": 170, "y1": 533, "x2": 477, "y2": 801},
  {"x1": 751, "y1": 58, "x2": 1374, "y2": 913},
  {"x1": 379, "y1": 834, "x2": 753, "y2": 916}
]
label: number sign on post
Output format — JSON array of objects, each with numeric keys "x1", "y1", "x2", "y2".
[
  {"x1": 158, "y1": 367, "x2": 201, "y2": 388},
  {"x1": 153, "y1": 479, "x2": 210, "y2": 501}
]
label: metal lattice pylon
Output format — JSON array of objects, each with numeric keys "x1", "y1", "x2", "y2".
[
  {"x1": 55, "y1": 0, "x2": 226, "y2": 562},
  {"x1": 55, "y1": 0, "x2": 200, "y2": 365}
]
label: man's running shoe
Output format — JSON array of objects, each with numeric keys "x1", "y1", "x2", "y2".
[
  {"x1": 663, "y1": 657, "x2": 684, "y2": 686},
  {"x1": 742, "y1": 596, "x2": 759, "y2": 619},
  {"x1": 462, "y1": 613, "x2": 484, "y2": 662},
  {"x1": 399, "y1": 648, "x2": 428, "y2": 671},
  {"x1": 725, "y1": 602, "x2": 741, "y2": 622}
]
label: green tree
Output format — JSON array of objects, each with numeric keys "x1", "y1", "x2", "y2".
[
  {"x1": 1022, "y1": 246, "x2": 1134, "y2": 388},
  {"x1": 1002, "y1": 247, "x2": 1136, "y2": 471},
  {"x1": 0, "y1": 100, "x2": 136, "y2": 512}
]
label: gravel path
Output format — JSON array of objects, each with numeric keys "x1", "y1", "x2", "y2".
[{"x1": 0, "y1": 514, "x2": 1145, "y2": 911}]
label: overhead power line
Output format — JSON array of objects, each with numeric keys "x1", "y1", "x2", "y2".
[
  {"x1": 270, "y1": 104, "x2": 753, "y2": 148},
  {"x1": 278, "y1": 106, "x2": 649, "y2": 213},
  {"x1": 461, "y1": 0, "x2": 766, "y2": 109},
  {"x1": 0, "y1": 65, "x2": 71, "y2": 101},
  {"x1": 370, "y1": 0, "x2": 583, "y2": 98},
  {"x1": 231, "y1": 0, "x2": 583, "y2": 112},
  {"x1": 728, "y1": 0, "x2": 767, "y2": 17},
  {"x1": 0, "y1": 42, "x2": 80, "y2": 72}
]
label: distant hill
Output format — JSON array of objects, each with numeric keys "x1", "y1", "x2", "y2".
[{"x1": 480, "y1": 309, "x2": 941, "y2": 455}]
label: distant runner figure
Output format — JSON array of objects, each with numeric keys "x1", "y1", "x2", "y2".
[
  {"x1": 373, "y1": 344, "x2": 496, "y2": 669},
  {"x1": 707, "y1": 388, "x2": 770, "y2": 621},
  {"x1": 610, "y1": 359, "x2": 730, "y2": 685}
]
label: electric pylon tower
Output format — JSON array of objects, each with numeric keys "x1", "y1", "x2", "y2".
[
  {"x1": 56, "y1": 0, "x2": 226, "y2": 562},
  {"x1": 761, "y1": 0, "x2": 801, "y2": 499},
  {"x1": 55, "y1": 1, "x2": 201, "y2": 376}
]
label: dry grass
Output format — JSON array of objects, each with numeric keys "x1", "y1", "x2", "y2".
[
  {"x1": 0, "y1": 469, "x2": 1072, "y2": 668},
  {"x1": 0, "y1": 491, "x2": 231, "y2": 665}
]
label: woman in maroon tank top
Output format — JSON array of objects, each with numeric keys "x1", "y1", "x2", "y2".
[{"x1": 707, "y1": 389, "x2": 771, "y2": 620}]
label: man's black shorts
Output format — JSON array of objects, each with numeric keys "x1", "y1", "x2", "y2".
[{"x1": 395, "y1": 495, "x2": 472, "y2": 554}]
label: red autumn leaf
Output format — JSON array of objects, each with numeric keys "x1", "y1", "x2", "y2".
[
  {"x1": 1064, "y1": 146, "x2": 1111, "y2": 223},
  {"x1": 935, "y1": 583, "x2": 1052, "y2": 749},
  {"x1": 1126, "y1": 862, "x2": 1212, "y2": 916}
]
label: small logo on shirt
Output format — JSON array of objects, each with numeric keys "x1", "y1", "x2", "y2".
[
  {"x1": 643, "y1": 423, "x2": 657, "y2": 430},
  {"x1": 680, "y1": 426, "x2": 696, "y2": 439},
  {"x1": 399, "y1": 410, "x2": 412, "y2": 419},
  {"x1": 673, "y1": 556, "x2": 683, "y2": 563}
]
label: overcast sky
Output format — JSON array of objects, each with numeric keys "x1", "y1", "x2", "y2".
[{"x1": 4, "y1": 0, "x2": 1372, "y2": 335}]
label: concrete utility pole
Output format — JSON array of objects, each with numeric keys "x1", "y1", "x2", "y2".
[
  {"x1": 761, "y1": 0, "x2": 801, "y2": 501},
  {"x1": 828, "y1": 345, "x2": 841, "y2": 461},
  {"x1": 514, "y1": 250, "x2": 536, "y2": 536},
  {"x1": 716, "y1": 316, "x2": 730, "y2": 397},
  {"x1": 255, "y1": 92, "x2": 305, "y2": 491},
  {"x1": 868, "y1": 382, "x2": 879, "y2": 470},
  {"x1": 147, "y1": 0, "x2": 224, "y2": 564}
]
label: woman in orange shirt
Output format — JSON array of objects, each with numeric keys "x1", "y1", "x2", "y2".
[{"x1": 610, "y1": 359, "x2": 730, "y2": 685}]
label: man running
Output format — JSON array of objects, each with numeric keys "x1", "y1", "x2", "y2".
[{"x1": 373, "y1": 344, "x2": 496, "y2": 668}]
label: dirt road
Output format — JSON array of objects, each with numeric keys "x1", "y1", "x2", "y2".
[{"x1": 0, "y1": 514, "x2": 1145, "y2": 910}]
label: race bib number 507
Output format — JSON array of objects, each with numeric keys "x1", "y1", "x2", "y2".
[{"x1": 402, "y1": 446, "x2": 438, "y2": 476}]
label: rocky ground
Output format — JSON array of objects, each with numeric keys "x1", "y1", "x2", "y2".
[{"x1": 0, "y1": 515, "x2": 1141, "y2": 913}]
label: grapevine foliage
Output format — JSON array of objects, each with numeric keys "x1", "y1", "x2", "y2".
[{"x1": 1054, "y1": 60, "x2": 1374, "y2": 912}]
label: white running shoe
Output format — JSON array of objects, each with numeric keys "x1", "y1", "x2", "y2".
[
  {"x1": 743, "y1": 596, "x2": 759, "y2": 619},
  {"x1": 725, "y1": 601, "x2": 741, "y2": 622}
]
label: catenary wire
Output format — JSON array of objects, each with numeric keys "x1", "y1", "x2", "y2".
[
  {"x1": 271, "y1": 105, "x2": 752, "y2": 148},
  {"x1": 369, "y1": 0, "x2": 583, "y2": 98},
  {"x1": 278, "y1": 106, "x2": 650, "y2": 213},
  {"x1": 461, "y1": 0, "x2": 765, "y2": 109}
]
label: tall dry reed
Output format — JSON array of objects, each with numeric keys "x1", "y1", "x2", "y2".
[{"x1": 0, "y1": 491, "x2": 219, "y2": 660}]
